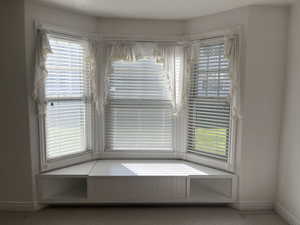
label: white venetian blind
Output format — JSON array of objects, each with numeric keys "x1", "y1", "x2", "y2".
[
  {"x1": 45, "y1": 34, "x2": 90, "y2": 160},
  {"x1": 187, "y1": 40, "x2": 232, "y2": 160},
  {"x1": 105, "y1": 58, "x2": 173, "y2": 151}
]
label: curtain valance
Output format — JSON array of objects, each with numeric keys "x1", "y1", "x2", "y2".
[
  {"x1": 33, "y1": 32, "x2": 240, "y2": 118},
  {"x1": 104, "y1": 41, "x2": 178, "y2": 111},
  {"x1": 33, "y1": 29, "x2": 100, "y2": 114}
]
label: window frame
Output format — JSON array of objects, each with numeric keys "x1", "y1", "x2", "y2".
[
  {"x1": 103, "y1": 57, "x2": 176, "y2": 154},
  {"x1": 38, "y1": 32, "x2": 95, "y2": 172},
  {"x1": 183, "y1": 37, "x2": 238, "y2": 172}
]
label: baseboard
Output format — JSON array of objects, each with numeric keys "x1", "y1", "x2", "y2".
[
  {"x1": 231, "y1": 201, "x2": 273, "y2": 211},
  {"x1": 275, "y1": 202, "x2": 300, "y2": 225},
  {"x1": 0, "y1": 201, "x2": 44, "y2": 211}
]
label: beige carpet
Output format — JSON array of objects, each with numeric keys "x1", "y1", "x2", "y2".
[{"x1": 0, "y1": 206, "x2": 288, "y2": 225}]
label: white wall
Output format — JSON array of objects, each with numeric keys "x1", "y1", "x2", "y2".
[
  {"x1": 187, "y1": 6, "x2": 289, "y2": 209},
  {"x1": 240, "y1": 6, "x2": 288, "y2": 209},
  {"x1": 0, "y1": 0, "x2": 34, "y2": 210},
  {"x1": 98, "y1": 18, "x2": 185, "y2": 38},
  {"x1": 277, "y1": 2, "x2": 300, "y2": 224}
]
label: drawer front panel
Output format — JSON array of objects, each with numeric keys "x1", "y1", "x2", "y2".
[{"x1": 88, "y1": 176, "x2": 187, "y2": 202}]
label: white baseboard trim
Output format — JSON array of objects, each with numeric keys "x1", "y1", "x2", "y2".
[
  {"x1": 275, "y1": 202, "x2": 300, "y2": 225},
  {"x1": 231, "y1": 201, "x2": 273, "y2": 211},
  {"x1": 0, "y1": 201, "x2": 44, "y2": 211}
]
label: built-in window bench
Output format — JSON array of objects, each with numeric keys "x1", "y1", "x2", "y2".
[{"x1": 38, "y1": 160, "x2": 237, "y2": 204}]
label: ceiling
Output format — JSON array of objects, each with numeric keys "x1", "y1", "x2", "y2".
[{"x1": 33, "y1": 0, "x2": 293, "y2": 20}]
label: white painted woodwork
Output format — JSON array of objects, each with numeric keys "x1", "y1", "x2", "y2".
[
  {"x1": 41, "y1": 161, "x2": 96, "y2": 177},
  {"x1": 89, "y1": 160, "x2": 231, "y2": 177},
  {"x1": 38, "y1": 160, "x2": 237, "y2": 204},
  {"x1": 88, "y1": 176, "x2": 187, "y2": 202},
  {"x1": 38, "y1": 177, "x2": 87, "y2": 202}
]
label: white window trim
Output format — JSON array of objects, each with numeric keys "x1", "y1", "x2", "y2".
[
  {"x1": 38, "y1": 102, "x2": 95, "y2": 172},
  {"x1": 36, "y1": 23, "x2": 99, "y2": 172},
  {"x1": 182, "y1": 109, "x2": 239, "y2": 172},
  {"x1": 35, "y1": 22, "x2": 242, "y2": 173},
  {"x1": 100, "y1": 49, "x2": 178, "y2": 156},
  {"x1": 101, "y1": 111, "x2": 178, "y2": 157},
  {"x1": 181, "y1": 29, "x2": 242, "y2": 173}
]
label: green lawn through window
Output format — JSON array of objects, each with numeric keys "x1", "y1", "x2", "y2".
[{"x1": 195, "y1": 128, "x2": 228, "y2": 156}]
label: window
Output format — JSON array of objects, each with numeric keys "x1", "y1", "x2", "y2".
[
  {"x1": 44, "y1": 34, "x2": 91, "y2": 160},
  {"x1": 35, "y1": 29, "x2": 237, "y2": 171},
  {"x1": 105, "y1": 58, "x2": 173, "y2": 151},
  {"x1": 187, "y1": 40, "x2": 232, "y2": 161}
]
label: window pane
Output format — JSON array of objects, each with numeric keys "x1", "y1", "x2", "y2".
[
  {"x1": 45, "y1": 100, "x2": 87, "y2": 159},
  {"x1": 109, "y1": 58, "x2": 171, "y2": 101},
  {"x1": 106, "y1": 103, "x2": 173, "y2": 151},
  {"x1": 192, "y1": 43, "x2": 230, "y2": 97},
  {"x1": 46, "y1": 36, "x2": 87, "y2": 98},
  {"x1": 106, "y1": 58, "x2": 173, "y2": 151},
  {"x1": 44, "y1": 35, "x2": 90, "y2": 161},
  {"x1": 187, "y1": 41, "x2": 232, "y2": 160}
]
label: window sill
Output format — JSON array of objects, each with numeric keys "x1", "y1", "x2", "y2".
[
  {"x1": 98, "y1": 150, "x2": 181, "y2": 159},
  {"x1": 38, "y1": 159, "x2": 237, "y2": 204},
  {"x1": 41, "y1": 150, "x2": 234, "y2": 173},
  {"x1": 41, "y1": 150, "x2": 93, "y2": 172},
  {"x1": 183, "y1": 152, "x2": 234, "y2": 173}
]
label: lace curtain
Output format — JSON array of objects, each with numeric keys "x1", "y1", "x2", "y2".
[
  {"x1": 33, "y1": 32, "x2": 239, "y2": 117},
  {"x1": 103, "y1": 41, "x2": 177, "y2": 112},
  {"x1": 33, "y1": 29, "x2": 52, "y2": 114},
  {"x1": 180, "y1": 35, "x2": 240, "y2": 118},
  {"x1": 86, "y1": 40, "x2": 100, "y2": 113},
  {"x1": 33, "y1": 29, "x2": 100, "y2": 114},
  {"x1": 178, "y1": 43, "x2": 199, "y2": 112},
  {"x1": 224, "y1": 34, "x2": 240, "y2": 119}
]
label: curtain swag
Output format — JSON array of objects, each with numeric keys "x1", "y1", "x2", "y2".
[
  {"x1": 224, "y1": 34, "x2": 241, "y2": 119},
  {"x1": 103, "y1": 41, "x2": 178, "y2": 112},
  {"x1": 86, "y1": 40, "x2": 100, "y2": 114},
  {"x1": 33, "y1": 31, "x2": 240, "y2": 118},
  {"x1": 180, "y1": 35, "x2": 241, "y2": 119},
  {"x1": 180, "y1": 45, "x2": 192, "y2": 108},
  {"x1": 33, "y1": 29, "x2": 101, "y2": 115},
  {"x1": 33, "y1": 29, "x2": 52, "y2": 114}
]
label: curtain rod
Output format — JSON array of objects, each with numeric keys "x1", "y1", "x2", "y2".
[
  {"x1": 36, "y1": 20, "x2": 240, "y2": 44},
  {"x1": 44, "y1": 29, "x2": 88, "y2": 41},
  {"x1": 101, "y1": 36, "x2": 183, "y2": 43},
  {"x1": 191, "y1": 35, "x2": 225, "y2": 42},
  {"x1": 102, "y1": 40, "x2": 184, "y2": 46},
  {"x1": 35, "y1": 21, "x2": 100, "y2": 41},
  {"x1": 102, "y1": 35, "x2": 227, "y2": 45}
]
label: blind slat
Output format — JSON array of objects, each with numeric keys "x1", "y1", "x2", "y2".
[
  {"x1": 45, "y1": 35, "x2": 90, "y2": 160},
  {"x1": 187, "y1": 41, "x2": 232, "y2": 161},
  {"x1": 106, "y1": 58, "x2": 173, "y2": 151}
]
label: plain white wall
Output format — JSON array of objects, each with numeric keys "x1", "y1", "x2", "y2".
[
  {"x1": 0, "y1": 0, "x2": 34, "y2": 208},
  {"x1": 187, "y1": 6, "x2": 289, "y2": 209},
  {"x1": 98, "y1": 18, "x2": 185, "y2": 38},
  {"x1": 240, "y1": 6, "x2": 288, "y2": 208},
  {"x1": 277, "y1": 1, "x2": 300, "y2": 223}
]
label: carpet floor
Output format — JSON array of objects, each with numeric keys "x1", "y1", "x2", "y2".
[{"x1": 0, "y1": 206, "x2": 288, "y2": 225}]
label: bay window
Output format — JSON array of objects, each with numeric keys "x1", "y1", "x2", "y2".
[{"x1": 34, "y1": 27, "x2": 238, "y2": 171}]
